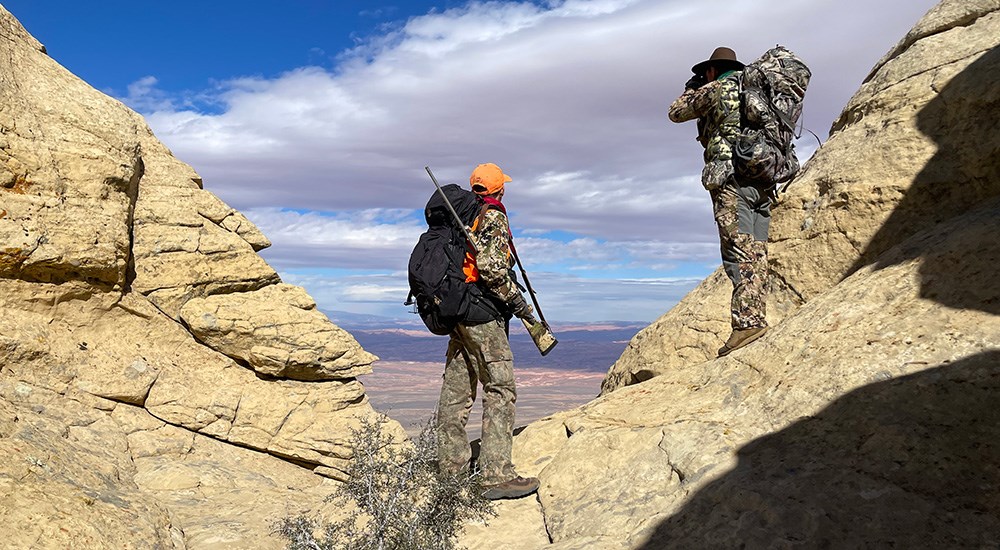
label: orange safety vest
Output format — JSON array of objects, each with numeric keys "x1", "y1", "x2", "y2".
[{"x1": 462, "y1": 219, "x2": 481, "y2": 283}]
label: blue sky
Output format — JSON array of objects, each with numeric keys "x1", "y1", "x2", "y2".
[{"x1": 3, "y1": 0, "x2": 939, "y2": 322}]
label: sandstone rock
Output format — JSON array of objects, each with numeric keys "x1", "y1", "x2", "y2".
[
  {"x1": 0, "y1": 7, "x2": 142, "y2": 289},
  {"x1": 0, "y1": 398, "x2": 183, "y2": 549},
  {"x1": 539, "y1": 426, "x2": 685, "y2": 542},
  {"x1": 510, "y1": 411, "x2": 579, "y2": 482},
  {"x1": 180, "y1": 283, "x2": 375, "y2": 380},
  {"x1": 511, "y1": 199, "x2": 1000, "y2": 547},
  {"x1": 118, "y1": 404, "x2": 349, "y2": 550},
  {"x1": 634, "y1": 206, "x2": 1000, "y2": 548},
  {"x1": 1, "y1": 391, "x2": 350, "y2": 550},
  {"x1": 0, "y1": 6, "x2": 396, "y2": 547},
  {"x1": 1, "y1": 285, "x2": 390, "y2": 482},
  {"x1": 4, "y1": 0, "x2": 996, "y2": 548},
  {"x1": 602, "y1": 0, "x2": 1000, "y2": 394},
  {"x1": 0, "y1": 1, "x2": 276, "y2": 314},
  {"x1": 219, "y1": 210, "x2": 271, "y2": 251},
  {"x1": 2, "y1": 245, "x2": 380, "y2": 486},
  {"x1": 459, "y1": 497, "x2": 551, "y2": 550},
  {"x1": 131, "y1": 157, "x2": 278, "y2": 319}
]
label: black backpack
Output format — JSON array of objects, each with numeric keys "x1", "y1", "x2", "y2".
[
  {"x1": 733, "y1": 45, "x2": 811, "y2": 187},
  {"x1": 406, "y1": 184, "x2": 501, "y2": 335}
]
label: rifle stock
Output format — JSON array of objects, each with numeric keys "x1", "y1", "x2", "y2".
[{"x1": 521, "y1": 315, "x2": 558, "y2": 356}]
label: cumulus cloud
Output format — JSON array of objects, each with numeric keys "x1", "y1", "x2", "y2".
[
  {"x1": 141, "y1": 0, "x2": 936, "y2": 223},
  {"x1": 124, "y1": 76, "x2": 176, "y2": 113},
  {"x1": 131, "y1": 0, "x2": 938, "y2": 321},
  {"x1": 278, "y1": 271, "x2": 412, "y2": 318},
  {"x1": 244, "y1": 207, "x2": 424, "y2": 270}
]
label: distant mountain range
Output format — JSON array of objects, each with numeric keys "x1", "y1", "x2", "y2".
[{"x1": 326, "y1": 310, "x2": 646, "y2": 373}]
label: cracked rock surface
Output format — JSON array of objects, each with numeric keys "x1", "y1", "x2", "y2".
[
  {"x1": 180, "y1": 284, "x2": 376, "y2": 380},
  {"x1": 0, "y1": 5, "x2": 396, "y2": 548}
]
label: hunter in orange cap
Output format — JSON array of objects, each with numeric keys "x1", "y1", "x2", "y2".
[
  {"x1": 470, "y1": 163, "x2": 512, "y2": 196},
  {"x1": 437, "y1": 160, "x2": 540, "y2": 501}
]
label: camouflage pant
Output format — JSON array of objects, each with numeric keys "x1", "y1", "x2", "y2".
[
  {"x1": 436, "y1": 319, "x2": 517, "y2": 485},
  {"x1": 712, "y1": 183, "x2": 771, "y2": 330}
]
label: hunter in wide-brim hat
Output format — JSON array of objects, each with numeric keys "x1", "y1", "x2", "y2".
[{"x1": 691, "y1": 46, "x2": 745, "y2": 75}]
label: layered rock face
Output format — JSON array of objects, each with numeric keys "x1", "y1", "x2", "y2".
[
  {"x1": 0, "y1": 6, "x2": 392, "y2": 548},
  {"x1": 602, "y1": 0, "x2": 1000, "y2": 394},
  {"x1": 462, "y1": 1, "x2": 999, "y2": 548}
]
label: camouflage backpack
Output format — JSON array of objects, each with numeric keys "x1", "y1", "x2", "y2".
[{"x1": 733, "y1": 45, "x2": 811, "y2": 187}]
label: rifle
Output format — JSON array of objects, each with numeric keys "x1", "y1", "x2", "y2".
[{"x1": 425, "y1": 166, "x2": 558, "y2": 356}]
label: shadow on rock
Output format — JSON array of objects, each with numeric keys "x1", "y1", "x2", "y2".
[
  {"x1": 639, "y1": 350, "x2": 1000, "y2": 549},
  {"x1": 847, "y1": 46, "x2": 1000, "y2": 314}
]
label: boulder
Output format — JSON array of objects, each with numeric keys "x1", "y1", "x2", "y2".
[
  {"x1": 0, "y1": 287, "x2": 386, "y2": 481},
  {"x1": 0, "y1": 397, "x2": 183, "y2": 549},
  {"x1": 131, "y1": 164, "x2": 279, "y2": 319},
  {"x1": 180, "y1": 283, "x2": 375, "y2": 380},
  {"x1": 0, "y1": 6, "x2": 141, "y2": 289},
  {"x1": 511, "y1": 199, "x2": 1000, "y2": 547},
  {"x1": 115, "y1": 404, "x2": 351, "y2": 549}
]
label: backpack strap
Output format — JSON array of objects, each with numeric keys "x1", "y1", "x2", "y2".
[
  {"x1": 473, "y1": 196, "x2": 509, "y2": 235},
  {"x1": 472, "y1": 203, "x2": 489, "y2": 234}
]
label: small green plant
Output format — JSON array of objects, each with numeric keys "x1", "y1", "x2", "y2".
[{"x1": 274, "y1": 413, "x2": 496, "y2": 550}]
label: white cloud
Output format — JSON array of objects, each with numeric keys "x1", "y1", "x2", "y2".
[
  {"x1": 244, "y1": 207, "x2": 424, "y2": 270},
  {"x1": 247, "y1": 206, "x2": 718, "y2": 276},
  {"x1": 138, "y1": 0, "x2": 936, "y2": 216},
  {"x1": 489, "y1": 270, "x2": 706, "y2": 323},
  {"x1": 278, "y1": 272, "x2": 412, "y2": 318},
  {"x1": 124, "y1": 76, "x2": 176, "y2": 112}
]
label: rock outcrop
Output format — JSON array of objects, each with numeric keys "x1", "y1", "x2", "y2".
[
  {"x1": 465, "y1": 1, "x2": 999, "y2": 548},
  {"x1": 180, "y1": 284, "x2": 376, "y2": 380},
  {"x1": 0, "y1": 5, "x2": 395, "y2": 547}
]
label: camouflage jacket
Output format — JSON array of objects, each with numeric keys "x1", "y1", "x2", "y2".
[
  {"x1": 472, "y1": 208, "x2": 518, "y2": 302},
  {"x1": 668, "y1": 71, "x2": 742, "y2": 189}
]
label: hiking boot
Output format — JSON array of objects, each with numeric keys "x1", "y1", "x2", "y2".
[
  {"x1": 718, "y1": 326, "x2": 769, "y2": 357},
  {"x1": 483, "y1": 476, "x2": 539, "y2": 500}
]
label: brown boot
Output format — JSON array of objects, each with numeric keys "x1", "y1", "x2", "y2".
[
  {"x1": 718, "y1": 326, "x2": 768, "y2": 357},
  {"x1": 482, "y1": 476, "x2": 539, "y2": 500}
]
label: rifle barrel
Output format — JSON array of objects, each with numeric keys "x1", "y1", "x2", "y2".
[
  {"x1": 425, "y1": 166, "x2": 478, "y2": 254},
  {"x1": 508, "y1": 239, "x2": 550, "y2": 328}
]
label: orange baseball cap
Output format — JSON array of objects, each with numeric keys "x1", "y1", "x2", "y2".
[{"x1": 470, "y1": 163, "x2": 512, "y2": 195}]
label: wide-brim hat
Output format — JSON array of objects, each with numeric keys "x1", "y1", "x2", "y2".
[{"x1": 691, "y1": 46, "x2": 745, "y2": 75}]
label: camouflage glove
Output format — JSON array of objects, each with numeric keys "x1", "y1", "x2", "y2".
[
  {"x1": 509, "y1": 293, "x2": 534, "y2": 320},
  {"x1": 685, "y1": 74, "x2": 707, "y2": 90},
  {"x1": 701, "y1": 159, "x2": 734, "y2": 191}
]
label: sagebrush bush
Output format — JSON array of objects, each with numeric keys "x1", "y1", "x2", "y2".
[{"x1": 274, "y1": 413, "x2": 495, "y2": 550}]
